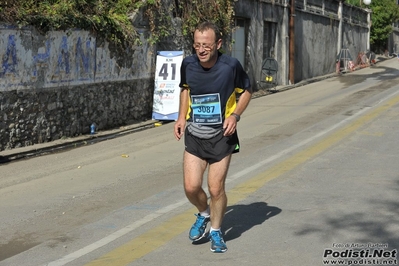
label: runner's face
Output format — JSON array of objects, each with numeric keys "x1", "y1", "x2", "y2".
[{"x1": 193, "y1": 29, "x2": 221, "y2": 68}]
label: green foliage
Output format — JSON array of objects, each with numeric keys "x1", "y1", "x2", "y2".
[
  {"x1": 0, "y1": 0, "x2": 235, "y2": 49},
  {"x1": 179, "y1": 0, "x2": 234, "y2": 40},
  {"x1": 0, "y1": 0, "x2": 141, "y2": 48},
  {"x1": 368, "y1": 0, "x2": 399, "y2": 51},
  {"x1": 346, "y1": 0, "x2": 368, "y2": 7},
  {"x1": 145, "y1": 0, "x2": 235, "y2": 44},
  {"x1": 346, "y1": 0, "x2": 399, "y2": 52}
]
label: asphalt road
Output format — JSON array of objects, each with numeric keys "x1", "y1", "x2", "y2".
[{"x1": 1, "y1": 59, "x2": 398, "y2": 266}]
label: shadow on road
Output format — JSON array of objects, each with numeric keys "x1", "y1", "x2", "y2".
[
  {"x1": 223, "y1": 202, "x2": 281, "y2": 242},
  {"x1": 295, "y1": 179, "x2": 399, "y2": 248},
  {"x1": 0, "y1": 156, "x2": 11, "y2": 164},
  {"x1": 339, "y1": 63, "x2": 399, "y2": 88}
]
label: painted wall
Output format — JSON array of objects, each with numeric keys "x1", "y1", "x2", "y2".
[
  {"x1": 0, "y1": 25, "x2": 156, "y2": 151},
  {"x1": 0, "y1": 26, "x2": 153, "y2": 91}
]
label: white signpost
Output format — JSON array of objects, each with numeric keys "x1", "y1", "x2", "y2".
[{"x1": 152, "y1": 51, "x2": 184, "y2": 121}]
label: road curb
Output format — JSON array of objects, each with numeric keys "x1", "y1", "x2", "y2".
[{"x1": 0, "y1": 120, "x2": 158, "y2": 163}]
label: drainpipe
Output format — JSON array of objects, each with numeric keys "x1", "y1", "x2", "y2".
[
  {"x1": 289, "y1": 0, "x2": 295, "y2": 84},
  {"x1": 282, "y1": 1, "x2": 289, "y2": 85}
]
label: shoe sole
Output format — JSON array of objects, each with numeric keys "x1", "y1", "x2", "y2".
[
  {"x1": 190, "y1": 230, "x2": 208, "y2": 242},
  {"x1": 210, "y1": 247, "x2": 227, "y2": 253}
]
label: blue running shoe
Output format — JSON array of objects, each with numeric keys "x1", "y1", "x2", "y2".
[
  {"x1": 209, "y1": 230, "x2": 227, "y2": 253},
  {"x1": 189, "y1": 214, "x2": 210, "y2": 241}
]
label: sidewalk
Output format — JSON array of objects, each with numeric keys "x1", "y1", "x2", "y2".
[{"x1": 0, "y1": 120, "x2": 157, "y2": 163}]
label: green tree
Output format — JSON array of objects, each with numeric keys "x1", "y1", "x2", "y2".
[
  {"x1": 0, "y1": 0, "x2": 234, "y2": 49},
  {"x1": 346, "y1": 0, "x2": 399, "y2": 52}
]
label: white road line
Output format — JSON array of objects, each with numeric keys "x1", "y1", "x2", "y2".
[{"x1": 45, "y1": 199, "x2": 188, "y2": 266}]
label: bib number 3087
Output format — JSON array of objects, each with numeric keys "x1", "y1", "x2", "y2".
[
  {"x1": 191, "y1": 93, "x2": 222, "y2": 125},
  {"x1": 197, "y1": 106, "x2": 215, "y2": 113}
]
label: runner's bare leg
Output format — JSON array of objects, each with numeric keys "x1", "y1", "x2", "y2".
[
  {"x1": 183, "y1": 151, "x2": 209, "y2": 212},
  {"x1": 207, "y1": 154, "x2": 231, "y2": 229}
]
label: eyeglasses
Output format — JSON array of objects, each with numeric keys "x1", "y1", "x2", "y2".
[{"x1": 193, "y1": 42, "x2": 217, "y2": 51}]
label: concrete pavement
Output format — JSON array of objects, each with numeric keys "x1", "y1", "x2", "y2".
[{"x1": 81, "y1": 85, "x2": 399, "y2": 265}]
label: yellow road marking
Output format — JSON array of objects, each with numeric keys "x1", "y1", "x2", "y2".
[
  {"x1": 85, "y1": 209, "x2": 196, "y2": 265},
  {"x1": 358, "y1": 131, "x2": 384, "y2": 137},
  {"x1": 86, "y1": 95, "x2": 399, "y2": 266}
]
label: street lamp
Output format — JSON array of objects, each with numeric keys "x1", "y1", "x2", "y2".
[
  {"x1": 363, "y1": 0, "x2": 371, "y2": 5},
  {"x1": 360, "y1": 0, "x2": 371, "y2": 7}
]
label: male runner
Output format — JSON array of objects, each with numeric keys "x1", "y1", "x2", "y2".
[{"x1": 174, "y1": 21, "x2": 252, "y2": 253}]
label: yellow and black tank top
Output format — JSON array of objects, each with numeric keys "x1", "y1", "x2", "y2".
[{"x1": 179, "y1": 52, "x2": 251, "y2": 130}]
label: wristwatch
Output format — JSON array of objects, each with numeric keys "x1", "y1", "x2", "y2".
[{"x1": 231, "y1": 113, "x2": 240, "y2": 122}]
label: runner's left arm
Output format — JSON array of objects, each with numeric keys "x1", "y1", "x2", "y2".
[
  {"x1": 223, "y1": 89, "x2": 252, "y2": 136},
  {"x1": 174, "y1": 88, "x2": 189, "y2": 141}
]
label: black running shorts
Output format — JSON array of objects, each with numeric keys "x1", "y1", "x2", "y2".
[{"x1": 184, "y1": 128, "x2": 240, "y2": 164}]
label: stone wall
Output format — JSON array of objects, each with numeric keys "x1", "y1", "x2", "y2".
[{"x1": 0, "y1": 80, "x2": 153, "y2": 150}]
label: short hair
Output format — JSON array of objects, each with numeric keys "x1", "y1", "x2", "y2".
[{"x1": 195, "y1": 21, "x2": 222, "y2": 41}]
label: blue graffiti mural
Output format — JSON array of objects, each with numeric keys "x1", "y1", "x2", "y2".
[
  {"x1": 33, "y1": 40, "x2": 51, "y2": 76},
  {"x1": 0, "y1": 29, "x2": 142, "y2": 88},
  {"x1": 56, "y1": 36, "x2": 70, "y2": 75},
  {"x1": 0, "y1": 35, "x2": 17, "y2": 78},
  {"x1": 75, "y1": 37, "x2": 92, "y2": 80}
]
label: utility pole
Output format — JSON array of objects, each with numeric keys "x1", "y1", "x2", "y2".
[
  {"x1": 337, "y1": 1, "x2": 343, "y2": 55},
  {"x1": 289, "y1": 0, "x2": 295, "y2": 84}
]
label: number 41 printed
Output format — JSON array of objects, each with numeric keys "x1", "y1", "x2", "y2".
[{"x1": 158, "y1": 63, "x2": 177, "y2": 81}]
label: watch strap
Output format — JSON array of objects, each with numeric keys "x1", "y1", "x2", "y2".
[{"x1": 231, "y1": 113, "x2": 240, "y2": 122}]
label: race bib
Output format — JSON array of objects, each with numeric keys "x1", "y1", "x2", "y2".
[{"x1": 191, "y1": 93, "x2": 222, "y2": 125}]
